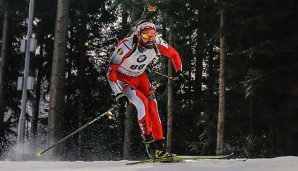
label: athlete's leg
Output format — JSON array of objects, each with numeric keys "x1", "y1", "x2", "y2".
[
  {"x1": 122, "y1": 86, "x2": 152, "y2": 137},
  {"x1": 115, "y1": 74, "x2": 153, "y2": 137},
  {"x1": 116, "y1": 75, "x2": 171, "y2": 158},
  {"x1": 137, "y1": 75, "x2": 163, "y2": 140},
  {"x1": 147, "y1": 95, "x2": 163, "y2": 140},
  {"x1": 136, "y1": 89, "x2": 173, "y2": 159}
]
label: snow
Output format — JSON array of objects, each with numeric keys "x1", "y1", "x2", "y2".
[{"x1": 0, "y1": 156, "x2": 298, "y2": 171}]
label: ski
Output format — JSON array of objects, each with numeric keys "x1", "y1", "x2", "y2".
[
  {"x1": 126, "y1": 153, "x2": 233, "y2": 165},
  {"x1": 126, "y1": 157, "x2": 182, "y2": 165}
]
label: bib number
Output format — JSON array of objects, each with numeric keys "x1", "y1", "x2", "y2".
[{"x1": 130, "y1": 64, "x2": 146, "y2": 70}]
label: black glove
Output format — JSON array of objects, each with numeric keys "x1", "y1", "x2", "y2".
[
  {"x1": 176, "y1": 71, "x2": 186, "y2": 90},
  {"x1": 115, "y1": 93, "x2": 129, "y2": 108}
]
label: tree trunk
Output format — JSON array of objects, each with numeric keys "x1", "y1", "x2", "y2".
[
  {"x1": 123, "y1": 7, "x2": 141, "y2": 160},
  {"x1": 207, "y1": 44, "x2": 215, "y2": 97},
  {"x1": 166, "y1": 18, "x2": 174, "y2": 152},
  {"x1": 64, "y1": 9, "x2": 74, "y2": 158},
  {"x1": 76, "y1": 3, "x2": 88, "y2": 159},
  {"x1": 31, "y1": 44, "x2": 44, "y2": 140},
  {"x1": 47, "y1": 0, "x2": 70, "y2": 159},
  {"x1": 119, "y1": 10, "x2": 128, "y2": 159},
  {"x1": 120, "y1": 11, "x2": 129, "y2": 39},
  {"x1": 248, "y1": 96, "x2": 254, "y2": 135},
  {"x1": 194, "y1": 28, "x2": 204, "y2": 113},
  {"x1": 216, "y1": 9, "x2": 226, "y2": 155},
  {"x1": 123, "y1": 105, "x2": 135, "y2": 160},
  {"x1": 0, "y1": 11, "x2": 9, "y2": 140}
]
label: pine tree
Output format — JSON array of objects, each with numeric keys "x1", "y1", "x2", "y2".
[{"x1": 47, "y1": 0, "x2": 70, "y2": 159}]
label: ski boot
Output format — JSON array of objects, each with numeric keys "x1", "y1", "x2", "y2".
[
  {"x1": 154, "y1": 139, "x2": 176, "y2": 158},
  {"x1": 143, "y1": 134, "x2": 176, "y2": 159}
]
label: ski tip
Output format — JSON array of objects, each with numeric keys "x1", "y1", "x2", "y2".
[{"x1": 36, "y1": 152, "x2": 41, "y2": 157}]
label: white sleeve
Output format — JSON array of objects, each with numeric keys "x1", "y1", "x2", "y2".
[{"x1": 108, "y1": 79, "x2": 121, "y2": 95}]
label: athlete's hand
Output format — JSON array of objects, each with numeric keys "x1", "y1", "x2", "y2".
[
  {"x1": 115, "y1": 93, "x2": 129, "y2": 108},
  {"x1": 176, "y1": 71, "x2": 186, "y2": 90}
]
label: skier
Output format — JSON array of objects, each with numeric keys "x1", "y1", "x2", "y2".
[{"x1": 107, "y1": 19, "x2": 186, "y2": 159}]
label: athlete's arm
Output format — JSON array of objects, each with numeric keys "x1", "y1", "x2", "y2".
[
  {"x1": 107, "y1": 39, "x2": 132, "y2": 95},
  {"x1": 156, "y1": 36, "x2": 182, "y2": 72}
]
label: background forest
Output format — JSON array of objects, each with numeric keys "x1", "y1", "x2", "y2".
[{"x1": 0, "y1": 0, "x2": 298, "y2": 161}]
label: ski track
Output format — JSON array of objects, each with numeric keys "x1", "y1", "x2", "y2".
[{"x1": 0, "y1": 156, "x2": 297, "y2": 171}]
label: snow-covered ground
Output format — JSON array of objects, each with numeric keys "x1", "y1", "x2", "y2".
[{"x1": 0, "y1": 156, "x2": 297, "y2": 171}]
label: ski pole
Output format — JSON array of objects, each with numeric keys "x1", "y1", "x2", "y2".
[
  {"x1": 148, "y1": 69, "x2": 187, "y2": 93},
  {"x1": 148, "y1": 68, "x2": 177, "y2": 81},
  {"x1": 36, "y1": 106, "x2": 115, "y2": 157}
]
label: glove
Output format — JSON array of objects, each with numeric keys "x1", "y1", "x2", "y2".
[
  {"x1": 115, "y1": 93, "x2": 129, "y2": 108},
  {"x1": 176, "y1": 71, "x2": 186, "y2": 90}
]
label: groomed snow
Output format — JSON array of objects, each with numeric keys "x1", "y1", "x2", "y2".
[{"x1": 0, "y1": 156, "x2": 297, "y2": 171}]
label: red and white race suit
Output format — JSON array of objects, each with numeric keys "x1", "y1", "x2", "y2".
[{"x1": 107, "y1": 35, "x2": 182, "y2": 140}]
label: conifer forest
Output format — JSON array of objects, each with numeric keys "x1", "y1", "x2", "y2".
[{"x1": 0, "y1": 0, "x2": 298, "y2": 161}]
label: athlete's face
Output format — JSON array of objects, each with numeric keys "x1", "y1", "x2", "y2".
[{"x1": 138, "y1": 29, "x2": 156, "y2": 49}]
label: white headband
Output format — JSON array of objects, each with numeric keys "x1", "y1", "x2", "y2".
[{"x1": 135, "y1": 22, "x2": 156, "y2": 32}]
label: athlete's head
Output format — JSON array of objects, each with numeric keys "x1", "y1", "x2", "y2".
[{"x1": 135, "y1": 20, "x2": 157, "y2": 49}]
